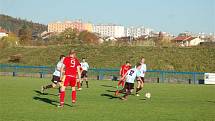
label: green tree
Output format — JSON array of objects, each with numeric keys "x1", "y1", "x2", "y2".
[
  {"x1": 18, "y1": 24, "x2": 32, "y2": 45},
  {"x1": 61, "y1": 28, "x2": 78, "y2": 39},
  {"x1": 78, "y1": 30, "x2": 99, "y2": 44}
]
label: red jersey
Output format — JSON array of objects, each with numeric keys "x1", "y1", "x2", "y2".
[
  {"x1": 63, "y1": 56, "x2": 80, "y2": 77},
  {"x1": 120, "y1": 64, "x2": 131, "y2": 76}
]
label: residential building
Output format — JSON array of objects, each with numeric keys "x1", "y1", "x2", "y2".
[
  {"x1": 93, "y1": 24, "x2": 125, "y2": 38},
  {"x1": 174, "y1": 36, "x2": 204, "y2": 46},
  {"x1": 0, "y1": 27, "x2": 8, "y2": 38},
  {"x1": 48, "y1": 20, "x2": 87, "y2": 33},
  {"x1": 83, "y1": 23, "x2": 93, "y2": 32},
  {"x1": 125, "y1": 26, "x2": 153, "y2": 38}
]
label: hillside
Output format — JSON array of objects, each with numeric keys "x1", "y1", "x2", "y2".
[
  {"x1": 0, "y1": 14, "x2": 47, "y2": 35},
  {"x1": 0, "y1": 45, "x2": 214, "y2": 72}
]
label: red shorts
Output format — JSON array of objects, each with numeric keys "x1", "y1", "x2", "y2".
[{"x1": 64, "y1": 76, "x2": 76, "y2": 87}]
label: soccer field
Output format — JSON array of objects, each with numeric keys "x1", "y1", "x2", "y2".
[{"x1": 0, "y1": 76, "x2": 215, "y2": 121}]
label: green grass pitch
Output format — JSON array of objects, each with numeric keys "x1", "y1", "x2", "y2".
[{"x1": 0, "y1": 76, "x2": 215, "y2": 121}]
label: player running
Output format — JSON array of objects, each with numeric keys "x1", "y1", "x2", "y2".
[
  {"x1": 135, "y1": 57, "x2": 147, "y2": 96},
  {"x1": 116, "y1": 62, "x2": 142, "y2": 100},
  {"x1": 41, "y1": 55, "x2": 65, "y2": 94},
  {"x1": 58, "y1": 50, "x2": 81, "y2": 107},
  {"x1": 80, "y1": 58, "x2": 90, "y2": 88},
  {"x1": 117, "y1": 61, "x2": 131, "y2": 89}
]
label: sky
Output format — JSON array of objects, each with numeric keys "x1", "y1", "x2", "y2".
[{"x1": 0, "y1": 0, "x2": 215, "y2": 35}]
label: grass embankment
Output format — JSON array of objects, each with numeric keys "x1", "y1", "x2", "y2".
[{"x1": 0, "y1": 45, "x2": 214, "y2": 72}]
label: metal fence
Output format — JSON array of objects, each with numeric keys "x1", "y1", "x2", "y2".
[{"x1": 0, "y1": 64, "x2": 205, "y2": 84}]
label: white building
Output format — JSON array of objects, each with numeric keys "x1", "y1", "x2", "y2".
[
  {"x1": 0, "y1": 28, "x2": 8, "y2": 38},
  {"x1": 93, "y1": 24, "x2": 125, "y2": 38},
  {"x1": 125, "y1": 26, "x2": 153, "y2": 38},
  {"x1": 174, "y1": 36, "x2": 205, "y2": 46}
]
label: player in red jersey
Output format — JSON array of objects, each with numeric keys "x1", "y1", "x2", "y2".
[
  {"x1": 58, "y1": 50, "x2": 81, "y2": 107},
  {"x1": 117, "y1": 61, "x2": 131, "y2": 88}
]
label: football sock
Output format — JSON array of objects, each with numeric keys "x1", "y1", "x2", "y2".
[
  {"x1": 72, "y1": 91, "x2": 76, "y2": 102},
  {"x1": 139, "y1": 87, "x2": 142, "y2": 92},
  {"x1": 60, "y1": 91, "x2": 65, "y2": 105},
  {"x1": 86, "y1": 81, "x2": 89, "y2": 88},
  {"x1": 136, "y1": 88, "x2": 140, "y2": 94},
  {"x1": 136, "y1": 87, "x2": 143, "y2": 94},
  {"x1": 77, "y1": 82, "x2": 81, "y2": 89},
  {"x1": 44, "y1": 84, "x2": 53, "y2": 89},
  {"x1": 58, "y1": 87, "x2": 61, "y2": 93},
  {"x1": 122, "y1": 81, "x2": 125, "y2": 87},
  {"x1": 119, "y1": 89, "x2": 124, "y2": 93},
  {"x1": 118, "y1": 81, "x2": 122, "y2": 86}
]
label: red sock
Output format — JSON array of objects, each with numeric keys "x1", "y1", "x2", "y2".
[
  {"x1": 72, "y1": 91, "x2": 76, "y2": 102},
  {"x1": 77, "y1": 82, "x2": 81, "y2": 89},
  {"x1": 118, "y1": 80, "x2": 122, "y2": 86},
  {"x1": 60, "y1": 91, "x2": 65, "y2": 105},
  {"x1": 122, "y1": 81, "x2": 125, "y2": 87}
]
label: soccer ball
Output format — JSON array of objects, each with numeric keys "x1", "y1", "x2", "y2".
[{"x1": 145, "y1": 92, "x2": 151, "y2": 99}]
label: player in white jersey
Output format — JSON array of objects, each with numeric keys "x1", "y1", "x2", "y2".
[
  {"x1": 135, "y1": 57, "x2": 147, "y2": 96},
  {"x1": 115, "y1": 63, "x2": 142, "y2": 100},
  {"x1": 41, "y1": 55, "x2": 65, "y2": 94},
  {"x1": 80, "y1": 58, "x2": 90, "y2": 88}
]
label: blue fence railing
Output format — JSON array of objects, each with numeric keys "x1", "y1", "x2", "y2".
[{"x1": 0, "y1": 64, "x2": 205, "y2": 84}]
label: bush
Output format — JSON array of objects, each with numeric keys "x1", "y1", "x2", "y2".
[
  {"x1": 8, "y1": 54, "x2": 23, "y2": 63},
  {"x1": 0, "y1": 33, "x2": 19, "y2": 48}
]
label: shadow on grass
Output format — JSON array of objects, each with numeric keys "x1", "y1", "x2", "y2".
[
  {"x1": 33, "y1": 96, "x2": 58, "y2": 106},
  {"x1": 101, "y1": 93, "x2": 120, "y2": 99},
  {"x1": 100, "y1": 85, "x2": 114, "y2": 88},
  {"x1": 34, "y1": 90, "x2": 58, "y2": 96},
  {"x1": 207, "y1": 100, "x2": 215, "y2": 103},
  {"x1": 106, "y1": 89, "x2": 116, "y2": 93},
  {"x1": 33, "y1": 96, "x2": 73, "y2": 107}
]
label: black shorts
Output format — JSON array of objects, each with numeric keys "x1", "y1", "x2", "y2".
[
  {"x1": 51, "y1": 75, "x2": 61, "y2": 84},
  {"x1": 81, "y1": 70, "x2": 88, "y2": 78},
  {"x1": 124, "y1": 82, "x2": 134, "y2": 90},
  {"x1": 137, "y1": 77, "x2": 144, "y2": 83}
]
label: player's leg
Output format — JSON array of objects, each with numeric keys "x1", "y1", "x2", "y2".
[
  {"x1": 139, "y1": 77, "x2": 144, "y2": 92},
  {"x1": 121, "y1": 80, "x2": 125, "y2": 87},
  {"x1": 41, "y1": 76, "x2": 56, "y2": 93},
  {"x1": 58, "y1": 76, "x2": 68, "y2": 107},
  {"x1": 77, "y1": 78, "x2": 82, "y2": 91},
  {"x1": 58, "y1": 86, "x2": 66, "y2": 107},
  {"x1": 117, "y1": 76, "x2": 124, "y2": 87},
  {"x1": 70, "y1": 77, "x2": 77, "y2": 103},
  {"x1": 121, "y1": 83, "x2": 132, "y2": 100},
  {"x1": 85, "y1": 77, "x2": 89, "y2": 88},
  {"x1": 135, "y1": 80, "x2": 141, "y2": 96},
  {"x1": 115, "y1": 82, "x2": 126, "y2": 96},
  {"x1": 57, "y1": 82, "x2": 63, "y2": 96},
  {"x1": 136, "y1": 77, "x2": 144, "y2": 96},
  {"x1": 83, "y1": 71, "x2": 89, "y2": 88},
  {"x1": 81, "y1": 71, "x2": 84, "y2": 86}
]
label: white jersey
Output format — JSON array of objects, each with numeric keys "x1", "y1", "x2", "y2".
[
  {"x1": 80, "y1": 62, "x2": 89, "y2": 71},
  {"x1": 125, "y1": 68, "x2": 141, "y2": 83},
  {"x1": 53, "y1": 61, "x2": 64, "y2": 77},
  {"x1": 139, "y1": 63, "x2": 147, "y2": 77}
]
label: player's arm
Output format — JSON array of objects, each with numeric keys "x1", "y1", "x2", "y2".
[
  {"x1": 87, "y1": 63, "x2": 89, "y2": 69},
  {"x1": 60, "y1": 64, "x2": 65, "y2": 81},
  {"x1": 119, "y1": 67, "x2": 123, "y2": 76},
  {"x1": 77, "y1": 65, "x2": 81, "y2": 80},
  {"x1": 56, "y1": 64, "x2": 61, "y2": 71},
  {"x1": 143, "y1": 65, "x2": 147, "y2": 74}
]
